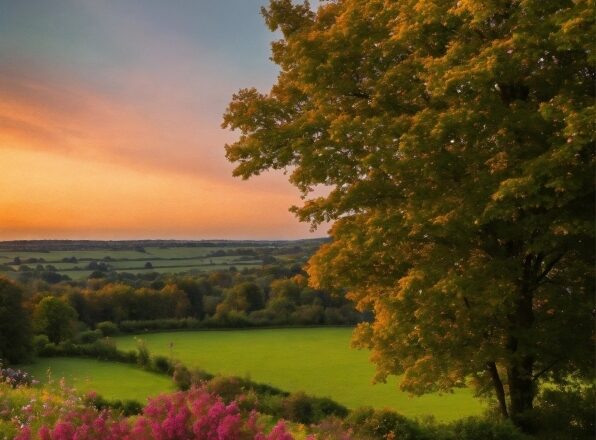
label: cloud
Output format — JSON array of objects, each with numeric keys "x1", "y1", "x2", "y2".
[{"x1": 0, "y1": 0, "x2": 328, "y2": 239}]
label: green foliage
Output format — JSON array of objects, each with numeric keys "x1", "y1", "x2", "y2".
[
  {"x1": 173, "y1": 363, "x2": 192, "y2": 391},
  {"x1": 216, "y1": 282, "x2": 264, "y2": 316},
  {"x1": 33, "y1": 334, "x2": 50, "y2": 354},
  {"x1": 223, "y1": 0, "x2": 595, "y2": 425},
  {"x1": 443, "y1": 417, "x2": 528, "y2": 440},
  {"x1": 96, "y1": 321, "x2": 119, "y2": 336},
  {"x1": 281, "y1": 392, "x2": 348, "y2": 425},
  {"x1": 33, "y1": 296, "x2": 78, "y2": 344},
  {"x1": 347, "y1": 407, "x2": 427, "y2": 440},
  {"x1": 531, "y1": 386, "x2": 595, "y2": 439},
  {"x1": 85, "y1": 393, "x2": 144, "y2": 416},
  {"x1": 0, "y1": 277, "x2": 32, "y2": 363},
  {"x1": 282, "y1": 391, "x2": 314, "y2": 424},
  {"x1": 78, "y1": 329, "x2": 102, "y2": 344},
  {"x1": 151, "y1": 355, "x2": 173, "y2": 374},
  {"x1": 135, "y1": 338, "x2": 151, "y2": 368},
  {"x1": 118, "y1": 318, "x2": 200, "y2": 333}
]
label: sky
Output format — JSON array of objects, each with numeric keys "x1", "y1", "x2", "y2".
[{"x1": 0, "y1": 0, "x2": 323, "y2": 240}]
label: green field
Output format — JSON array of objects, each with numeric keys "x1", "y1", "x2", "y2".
[
  {"x1": 0, "y1": 241, "x2": 313, "y2": 279},
  {"x1": 115, "y1": 328, "x2": 485, "y2": 421},
  {"x1": 22, "y1": 357, "x2": 175, "y2": 402}
]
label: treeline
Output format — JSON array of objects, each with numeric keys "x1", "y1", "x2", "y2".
[
  {"x1": 0, "y1": 262, "x2": 365, "y2": 362},
  {"x1": 0, "y1": 238, "x2": 327, "y2": 252}
]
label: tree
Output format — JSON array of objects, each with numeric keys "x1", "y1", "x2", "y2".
[
  {"x1": 216, "y1": 282, "x2": 264, "y2": 316},
  {"x1": 0, "y1": 277, "x2": 32, "y2": 363},
  {"x1": 223, "y1": 0, "x2": 594, "y2": 429},
  {"x1": 33, "y1": 296, "x2": 78, "y2": 344}
]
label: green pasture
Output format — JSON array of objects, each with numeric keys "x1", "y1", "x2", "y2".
[
  {"x1": 22, "y1": 357, "x2": 175, "y2": 402},
  {"x1": 115, "y1": 328, "x2": 485, "y2": 421},
  {"x1": 0, "y1": 245, "x2": 267, "y2": 279}
]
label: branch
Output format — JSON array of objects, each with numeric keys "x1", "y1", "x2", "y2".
[
  {"x1": 532, "y1": 359, "x2": 560, "y2": 382},
  {"x1": 536, "y1": 252, "x2": 566, "y2": 284}
]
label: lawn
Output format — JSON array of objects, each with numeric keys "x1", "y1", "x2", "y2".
[
  {"x1": 115, "y1": 327, "x2": 485, "y2": 421},
  {"x1": 22, "y1": 357, "x2": 175, "y2": 402}
]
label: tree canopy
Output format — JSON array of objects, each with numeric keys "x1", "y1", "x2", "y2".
[
  {"x1": 223, "y1": 0, "x2": 594, "y2": 427},
  {"x1": 33, "y1": 296, "x2": 78, "y2": 344},
  {"x1": 0, "y1": 277, "x2": 32, "y2": 364}
]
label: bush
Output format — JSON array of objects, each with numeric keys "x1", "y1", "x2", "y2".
[
  {"x1": 347, "y1": 407, "x2": 426, "y2": 440},
  {"x1": 33, "y1": 334, "x2": 50, "y2": 354},
  {"x1": 445, "y1": 417, "x2": 527, "y2": 440},
  {"x1": 0, "y1": 363, "x2": 34, "y2": 388},
  {"x1": 86, "y1": 393, "x2": 144, "y2": 417},
  {"x1": 173, "y1": 363, "x2": 191, "y2": 391},
  {"x1": 152, "y1": 355, "x2": 173, "y2": 374},
  {"x1": 96, "y1": 321, "x2": 119, "y2": 336},
  {"x1": 135, "y1": 339, "x2": 150, "y2": 368},
  {"x1": 78, "y1": 329, "x2": 102, "y2": 344},
  {"x1": 315, "y1": 396, "x2": 349, "y2": 419},
  {"x1": 190, "y1": 368, "x2": 214, "y2": 384},
  {"x1": 118, "y1": 318, "x2": 201, "y2": 333},
  {"x1": 205, "y1": 376, "x2": 246, "y2": 402},
  {"x1": 37, "y1": 339, "x2": 138, "y2": 364},
  {"x1": 282, "y1": 392, "x2": 314, "y2": 424},
  {"x1": 532, "y1": 386, "x2": 595, "y2": 440}
]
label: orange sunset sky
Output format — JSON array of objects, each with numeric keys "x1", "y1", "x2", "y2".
[{"x1": 0, "y1": 0, "x2": 322, "y2": 240}]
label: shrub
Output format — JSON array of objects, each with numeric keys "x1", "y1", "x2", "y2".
[
  {"x1": 190, "y1": 367, "x2": 214, "y2": 384},
  {"x1": 347, "y1": 407, "x2": 426, "y2": 440},
  {"x1": 151, "y1": 355, "x2": 173, "y2": 374},
  {"x1": 118, "y1": 318, "x2": 201, "y2": 333},
  {"x1": 532, "y1": 386, "x2": 595, "y2": 440},
  {"x1": 96, "y1": 321, "x2": 119, "y2": 336},
  {"x1": 0, "y1": 363, "x2": 34, "y2": 388},
  {"x1": 85, "y1": 393, "x2": 144, "y2": 417},
  {"x1": 33, "y1": 334, "x2": 50, "y2": 354},
  {"x1": 314, "y1": 396, "x2": 349, "y2": 419},
  {"x1": 205, "y1": 375, "x2": 246, "y2": 402},
  {"x1": 78, "y1": 329, "x2": 102, "y2": 344},
  {"x1": 173, "y1": 363, "x2": 191, "y2": 391},
  {"x1": 135, "y1": 339, "x2": 150, "y2": 368},
  {"x1": 282, "y1": 392, "x2": 314, "y2": 424},
  {"x1": 446, "y1": 417, "x2": 528, "y2": 440}
]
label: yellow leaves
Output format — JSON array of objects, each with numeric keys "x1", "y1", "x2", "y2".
[
  {"x1": 431, "y1": 212, "x2": 454, "y2": 226},
  {"x1": 485, "y1": 151, "x2": 509, "y2": 174}
]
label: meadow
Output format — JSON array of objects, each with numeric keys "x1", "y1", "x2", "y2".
[
  {"x1": 22, "y1": 357, "x2": 175, "y2": 402},
  {"x1": 112, "y1": 327, "x2": 484, "y2": 421},
  {"x1": 0, "y1": 240, "x2": 317, "y2": 280}
]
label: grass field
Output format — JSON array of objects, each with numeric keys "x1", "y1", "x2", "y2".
[
  {"x1": 115, "y1": 327, "x2": 485, "y2": 421},
  {"x1": 22, "y1": 357, "x2": 175, "y2": 402},
  {"x1": 0, "y1": 242, "x2": 312, "y2": 279}
]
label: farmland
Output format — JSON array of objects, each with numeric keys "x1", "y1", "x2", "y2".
[
  {"x1": 114, "y1": 327, "x2": 484, "y2": 421},
  {"x1": 0, "y1": 239, "x2": 323, "y2": 280}
]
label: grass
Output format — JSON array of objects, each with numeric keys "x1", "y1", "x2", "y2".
[
  {"x1": 22, "y1": 357, "x2": 175, "y2": 402},
  {"x1": 115, "y1": 327, "x2": 485, "y2": 421},
  {"x1": 0, "y1": 246, "x2": 266, "y2": 278}
]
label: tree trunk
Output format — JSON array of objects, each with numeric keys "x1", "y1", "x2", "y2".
[
  {"x1": 505, "y1": 254, "x2": 537, "y2": 432},
  {"x1": 487, "y1": 361, "x2": 508, "y2": 418}
]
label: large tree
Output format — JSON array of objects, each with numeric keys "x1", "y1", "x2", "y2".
[
  {"x1": 0, "y1": 277, "x2": 32, "y2": 364},
  {"x1": 222, "y1": 0, "x2": 594, "y2": 428},
  {"x1": 33, "y1": 296, "x2": 78, "y2": 344}
]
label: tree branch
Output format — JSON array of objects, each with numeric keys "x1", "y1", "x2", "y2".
[
  {"x1": 536, "y1": 252, "x2": 566, "y2": 284},
  {"x1": 532, "y1": 359, "x2": 560, "y2": 382}
]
